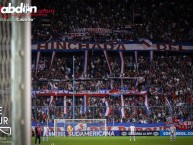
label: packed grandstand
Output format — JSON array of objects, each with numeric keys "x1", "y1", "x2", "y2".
[{"x1": 31, "y1": 0, "x2": 193, "y2": 133}]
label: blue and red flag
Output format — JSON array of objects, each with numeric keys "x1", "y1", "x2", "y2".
[
  {"x1": 103, "y1": 98, "x2": 111, "y2": 116},
  {"x1": 121, "y1": 95, "x2": 125, "y2": 118}
]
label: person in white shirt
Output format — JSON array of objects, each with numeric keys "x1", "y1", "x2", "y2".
[
  {"x1": 170, "y1": 124, "x2": 176, "y2": 142},
  {"x1": 130, "y1": 123, "x2": 136, "y2": 141},
  {"x1": 43, "y1": 125, "x2": 49, "y2": 141}
]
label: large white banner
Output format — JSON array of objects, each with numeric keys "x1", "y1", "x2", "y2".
[{"x1": 32, "y1": 42, "x2": 193, "y2": 51}]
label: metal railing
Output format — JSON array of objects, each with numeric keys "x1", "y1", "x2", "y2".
[{"x1": 31, "y1": 105, "x2": 193, "y2": 123}]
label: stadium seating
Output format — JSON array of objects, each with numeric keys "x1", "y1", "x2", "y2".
[
  {"x1": 31, "y1": 51, "x2": 193, "y2": 123},
  {"x1": 31, "y1": 0, "x2": 193, "y2": 43},
  {"x1": 31, "y1": 0, "x2": 193, "y2": 124}
]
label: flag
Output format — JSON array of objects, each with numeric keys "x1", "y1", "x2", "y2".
[
  {"x1": 47, "y1": 95, "x2": 54, "y2": 120},
  {"x1": 84, "y1": 50, "x2": 88, "y2": 74},
  {"x1": 165, "y1": 97, "x2": 173, "y2": 114},
  {"x1": 84, "y1": 95, "x2": 87, "y2": 113},
  {"x1": 135, "y1": 78, "x2": 138, "y2": 87},
  {"x1": 103, "y1": 50, "x2": 112, "y2": 75},
  {"x1": 133, "y1": 97, "x2": 137, "y2": 116},
  {"x1": 134, "y1": 51, "x2": 138, "y2": 72},
  {"x1": 49, "y1": 51, "x2": 56, "y2": 69},
  {"x1": 49, "y1": 82, "x2": 58, "y2": 90},
  {"x1": 35, "y1": 51, "x2": 41, "y2": 76},
  {"x1": 80, "y1": 98, "x2": 83, "y2": 114},
  {"x1": 80, "y1": 95, "x2": 87, "y2": 114},
  {"x1": 119, "y1": 51, "x2": 125, "y2": 74},
  {"x1": 121, "y1": 95, "x2": 125, "y2": 118},
  {"x1": 102, "y1": 97, "x2": 106, "y2": 103},
  {"x1": 45, "y1": 106, "x2": 49, "y2": 116},
  {"x1": 64, "y1": 96, "x2": 67, "y2": 114},
  {"x1": 49, "y1": 96, "x2": 54, "y2": 106},
  {"x1": 103, "y1": 99, "x2": 111, "y2": 116},
  {"x1": 144, "y1": 95, "x2": 150, "y2": 116},
  {"x1": 38, "y1": 61, "x2": 45, "y2": 70},
  {"x1": 41, "y1": 107, "x2": 45, "y2": 114},
  {"x1": 80, "y1": 105, "x2": 83, "y2": 115},
  {"x1": 135, "y1": 51, "x2": 138, "y2": 64}
]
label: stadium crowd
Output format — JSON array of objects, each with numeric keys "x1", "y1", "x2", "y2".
[
  {"x1": 31, "y1": 51, "x2": 193, "y2": 124},
  {"x1": 32, "y1": 93, "x2": 192, "y2": 124},
  {"x1": 31, "y1": 0, "x2": 193, "y2": 124},
  {"x1": 31, "y1": 0, "x2": 193, "y2": 43}
]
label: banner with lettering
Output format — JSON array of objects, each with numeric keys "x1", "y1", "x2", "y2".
[
  {"x1": 32, "y1": 42, "x2": 193, "y2": 51},
  {"x1": 31, "y1": 122, "x2": 193, "y2": 136},
  {"x1": 70, "y1": 28, "x2": 112, "y2": 34}
]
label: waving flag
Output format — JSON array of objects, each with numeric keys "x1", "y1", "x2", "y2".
[
  {"x1": 103, "y1": 99, "x2": 111, "y2": 116},
  {"x1": 119, "y1": 51, "x2": 125, "y2": 75},
  {"x1": 102, "y1": 97, "x2": 106, "y2": 103},
  {"x1": 49, "y1": 51, "x2": 56, "y2": 69},
  {"x1": 35, "y1": 51, "x2": 41, "y2": 76},
  {"x1": 46, "y1": 95, "x2": 54, "y2": 120},
  {"x1": 165, "y1": 97, "x2": 173, "y2": 114},
  {"x1": 134, "y1": 51, "x2": 139, "y2": 72},
  {"x1": 132, "y1": 97, "x2": 137, "y2": 116},
  {"x1": 43, "y1": 105, "x2": 49, "y2": 120},
  {"x1": 103, "y1": 50, "x2": 112, "y2": 75},
  {"x1": 121, "y1": 95, "x2": 125, "y2": 118},
  {"x1": 84, "y1": 50, "x2": 88, "y2": 74},
  {"x1": 84, "y1": 95, "x2": 87, "y2": 113},
  {"x1": 135, "y1": 78, "x2": 138, "y2": 87},
  {"x1": 80, "y1": 95, "x2": 87, "y2": 114},
  {"x1": 49, "y1": 96, "x2": 54, "y2": 106},
  {"x1": 49, "y1": 82, "x2": 58, "y2": 90},
  {"x1": 64, "y1": 96, "x2": 67, "y2": 114},
  {"x1": 144, "y1": 95, "x2": 150, "y2": 116},
  {"x1": 42, "y1": 107, "x2": 46, "y2": 114},
  {"x1": 104, "y1": 101, "x2": 111, "y2": 116}
]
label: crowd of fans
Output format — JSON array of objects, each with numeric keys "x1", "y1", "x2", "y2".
[
  {"x1": 31, "y1": 0, "x2": 193, "y2": 124},
  {"x1": 31, "y1": 0, "x2": 193, "y2": 43},
  {"x1": 32, "y1": 51, "x2": 126, "y2": 91},
  {"x1": 32, "y1": 93, "x2": 192, "y2": 124},
  {"x1": 31, "y1": 51, "x2": 193, "y2": 124}
]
